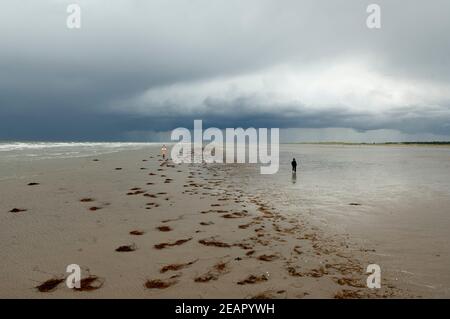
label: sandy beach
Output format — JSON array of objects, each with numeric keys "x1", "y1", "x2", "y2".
[{"x1": 0, "y1": 144, "x2": 406, "y2": 298}]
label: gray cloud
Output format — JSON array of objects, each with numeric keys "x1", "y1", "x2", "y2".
[{"x1": 1, "y1": 0, "x2": 450, "y2": 141}]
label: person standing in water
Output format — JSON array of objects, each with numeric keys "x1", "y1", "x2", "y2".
[
  {"x1": 161, "y1": 144, "x2": 168, "y2": 160},
  {"x1": 291, "y1": 158, "x2": 297, "y2": 172}
]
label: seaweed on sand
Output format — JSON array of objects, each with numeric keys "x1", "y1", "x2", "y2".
[
  {"x1": 115, "y1": 244, "x2": 137, "y2": 252},
  {"x1": 194, "y1": 261, "x2": 229, "y2": 283},
  {"x1": 160, "y1": 259, "x2": 198, "y2": 273},
  {"x1": 257, "y1": 254, "x2": 279, "y2": 262},
  {"x1": 237, "y1": 274, "x2": 268, "y2": 285},
  {"x1": 129, "y1": 230, "x2": 145, "y2": 235},
  {"x1": 156, "y1": 226, "x2": 172, "y2": 232},
  {"x1": 36, "y1": 278, "x2": 64, "y2": 292},
  {"x1": 74, "y1": 276, "x2": 104, "y2": 292},
  {"x1": 9, "y1": 208, "x2": 27, "y2": 213},
  {"x1": 154, "y1": 238, "x2": 192, "y2": 249},
  {"x1": 144, "y1": 279, "x2": 177, "y2": 289},
  {"x1": 198, "y1": 238, "x2": 231, "y2": 248}
]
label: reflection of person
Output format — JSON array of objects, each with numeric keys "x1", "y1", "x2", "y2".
[
  {"x1": 291, "y1": 158, "x2": 297, "y2": 172},
  {"x1": 291, "y1": 171, "x2": 297, "y2": 184},
  {"x1": 161, "y1": 145, "x2": 167, "y2": 159}
]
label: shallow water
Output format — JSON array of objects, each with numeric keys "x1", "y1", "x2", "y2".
[{"x1": 226, "y1": 144, "x2": 450, "y2": 297}]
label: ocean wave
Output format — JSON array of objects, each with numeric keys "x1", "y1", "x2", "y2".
[
  {"x1": 0, "y1": 142, "x2": 159, "y2": 152},
  {"x1": 0, "y1": 142, "x2": 164, "y2": 161}
]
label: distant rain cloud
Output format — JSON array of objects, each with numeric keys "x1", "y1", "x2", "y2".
[{"x1": 1, "y1": 0, "x2": 450, "y2": 141}]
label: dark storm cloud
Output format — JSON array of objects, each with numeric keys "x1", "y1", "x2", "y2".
[{"x1": 1, "y1": 0, "x2": 450, "y2": 141}]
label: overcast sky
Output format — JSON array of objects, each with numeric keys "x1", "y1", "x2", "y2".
[{"x1": 1, "y1": 0, "x2": 450, "y2": 142}]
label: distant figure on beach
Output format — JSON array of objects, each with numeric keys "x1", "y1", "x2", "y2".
[
  {"x1": 291, "y1": 158, "x2": 297, "y2": 172},
  {"x1": 161, "y1": 144, "x2": 168, "y2": 160}
]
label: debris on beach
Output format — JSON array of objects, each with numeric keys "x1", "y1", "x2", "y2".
[
  {"x1": 156, "y1": 226, "x2": 172, "y2": 232},
  {"x1": 334, "y1": 289, "x2": 363, "y2": 299},
  {"x1": 334, "y1": 277, "x2": 365, "y2": 288},
  {"x1": 194, "y1": 261, "x2": 229, "y2": 283},
  {"x1": 145, "y1": 279, "x2": 177, "y2": 289},
  {"x1": 129, "y1": 230, "x2": 145, "y2": 235},
  {"x1": 154, "y1": 238, "x2": 192, "y2": 249},
  {"x1": 9, "y1": 208, "x2": 27, "y2": 213},
  {"x1": 160, "y1": 259, "x2": 198, "y2": 273},
  {"x1": 127, "y1": 190, "x2": 145, "y2": 195},
  {"x1": 115, "y1": 244, "x2": 137, "y2": 252},
  {"x1": 257, "y1": 254, "x2": 279, "y2": 262},
  {"x1": 36, "y1": 278, "x2": 64, "y2": 292},
  {"x1": 80, "y1": 198, "x2": 94, "y2": 202},
  {"x1": 251, "y1": 292, "x2": 274, "y2": 299},
  {"x1": 74, "y1": 275, "x2": 104, "y2": 292},
  {"x1": 222, "y1": 212, "x2": 247, "y2": 219},
  {"x1": 198, "y1": 238, "x2": 232, "y2": 248},
  {"x1": 237, "y1": 274, "x2": 268, "y2": 285}
]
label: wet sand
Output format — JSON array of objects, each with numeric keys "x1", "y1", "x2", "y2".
[{"x1": 0, "y1": 146, "x2": 404, "y2": 298}]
